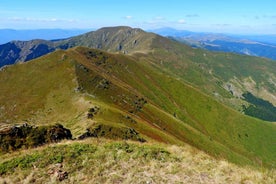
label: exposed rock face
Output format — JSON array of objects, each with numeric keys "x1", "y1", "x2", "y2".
[{"x1": 0, "y1": 123, "x2": 72, "y2": 153}]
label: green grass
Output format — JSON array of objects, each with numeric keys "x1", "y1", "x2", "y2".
[
  {"x1": 68, "y1": 47, "x2": 276, "y2": 168},
  {"x1": 0, "y1": 143, "x2": 97, "y2": 175},
  {"x1": 0, "y1": 50, "x2": 92, "y2": 136},
  {"x1": 150, "y1": 36, "x2": 276, "y2": 107},
  {"x1": 0, "y1": 46, "x2": 275, "y2": 170},
  {"x1": 1, "y1": 28, "x2": 276, "y2": 183}
]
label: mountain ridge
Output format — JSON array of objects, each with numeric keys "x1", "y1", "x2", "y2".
[
  {"x1": 0, "y1": 26, "x2": 156, "y2": 67},
  {"x1": 0, "y1": 39, "x2": 55, "y2": 66},
  {"x1": 0, "y1": 26, "x2": 276, "y2": 121},
  {"x1": 57, "y1": 26, "x2": 156, "y2": 53},
  {"x1": 1, "y1": 26, "x2": 276, "y2": 68},
  {"x1": 0, "y1": 46, "x2": 275, "y2": 168}
]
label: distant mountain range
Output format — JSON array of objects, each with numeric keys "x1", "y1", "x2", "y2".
[
  {"x1": 0, "y1": 29, "x2": 91, "y2": 44},
  {"x1": 150, "y1": 27, "x2": 276, "y2": 60},
  {"x1": 0, "y1": 27, "x2": 155, "y2": 67},
  {"x1": 1, "y1": 27, "x2": 276, "y2": 66}
]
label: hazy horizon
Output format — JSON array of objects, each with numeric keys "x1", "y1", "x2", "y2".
[{"x1": 1, "y1": 0, "x2": 276, "y2": 34}]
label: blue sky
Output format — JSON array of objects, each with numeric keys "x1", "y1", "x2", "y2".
[{"x1": 0, "y1": 0, "x2": 275, "y2": 34}]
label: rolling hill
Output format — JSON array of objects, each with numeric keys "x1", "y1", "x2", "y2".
[
  {"x1": 1, "y1": 26, "x2": 276, "y2": 121},
  {"x1": 1, "y1": 25, "x2": 276, "y2": 182},
  {"x1": 0, "y1": 46, "x2": 275, "y2": 170},
  {"x1": 0, "y1": 25, "x2": 276, "y2": 167}
]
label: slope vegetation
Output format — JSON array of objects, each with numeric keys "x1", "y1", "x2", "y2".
[
  {"x1": 0, "y1": 47, "x2": 275, "y2": 168},
  {"x1": 148, "y1": 35, "x2": 276, "y2": 113},
  {"x1": 1, "y1": 139, "x2": 275, "y2": 183},
  {"x1": 1, "y1": 26, "x2": 275, "y2": 122}
]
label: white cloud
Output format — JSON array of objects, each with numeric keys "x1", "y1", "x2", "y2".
[
  {"x1": 186, "y1": 14, "x2": 199, "y2": 18},
  {"x1": 212, "y1": 24, "x2": 231, "y2": 27},
  {"x1": 142, "y1": 17, "x2": 166, "y2": 27},
  {"x1": 154, "y1": 16, "x2": 165, "y2": 20},
  {"x1": 125, "y1": 15, "x2": 132, "y2": 19},
  {"x1": 178, "y1": 19, "x2": 186, "y2": 24},
  {"x1": 7, "y1": 17, "x2": 77, "y2": 23}
]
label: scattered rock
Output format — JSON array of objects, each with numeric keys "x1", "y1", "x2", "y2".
[
  {"x1": 48, "y1": 163, "x2": 68, "y2": 181},
  {"x1": 87, "y1": 106, "x2": 100, "y2": 119},
  {"x1": 124, "y1": 115, "x2": 137, "y2": 124},
  {"x1": 78, "y1": 124, "x2": 146, "y2": 142},
  {"x1": 128, "y1": 96, "x2": 147, "y2": 113},
  {"x1": 98, "y1": 79, "x2": 110, "y2": 89}
]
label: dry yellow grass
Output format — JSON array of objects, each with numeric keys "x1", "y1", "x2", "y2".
[{"x1": 0, "y1": 138, "x2": 274, "y2": 184}]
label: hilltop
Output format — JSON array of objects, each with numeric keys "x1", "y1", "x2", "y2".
[{"x1": 57, "y1": 26, "x2": 155, "y2": 53}]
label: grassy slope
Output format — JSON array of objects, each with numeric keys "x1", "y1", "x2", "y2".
[
  {"x1": 149, "y1": 36, "x2": 276, "y2": 107},
  {"x1": 68, "y1": 47, "x2": 276, "y2": 167},
  {"x1": 0, "y1": 47, "x2": 275, "y2": 169},
  {"x1": 0, "y1": 50, "x2": 73, "y2": 122},
  {"x1": 0, "y1": 50, "x2": 92, "y2": 136},
  {"x1": 0, "y1": 139, "x2": 275, "y2": 184}
]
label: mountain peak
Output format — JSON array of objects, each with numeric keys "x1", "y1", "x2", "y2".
[
  {"x1": 95, "y1": 26, "x2": 146, "y2": 38},
  {"x1": 98, "y1": 26, "x2": 142, "y2": 31},
  {"x1": 58, "y1": 26, "x2": 156, "y2": 54}
]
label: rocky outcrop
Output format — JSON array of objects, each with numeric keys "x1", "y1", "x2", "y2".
[{"x1": 0, "y1": 123, "x2": 72, "y2": 153}]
